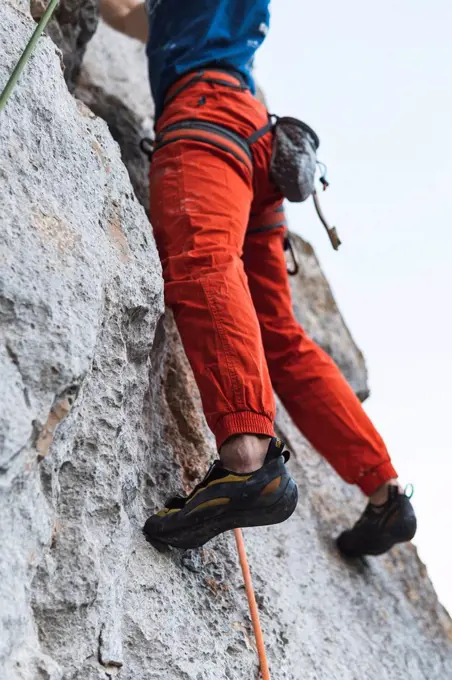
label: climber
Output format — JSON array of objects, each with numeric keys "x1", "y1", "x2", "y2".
[{"x1": 99, "y1": 0, "x2": 417, "y2": 556}]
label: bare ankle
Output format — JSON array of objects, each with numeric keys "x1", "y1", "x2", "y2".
[
  {"x1": 369, "y1": 478, "x2": 401, "y2": 505},
  {"x1": 219, "y1": 434, "x2": 271, "y2": 473}
]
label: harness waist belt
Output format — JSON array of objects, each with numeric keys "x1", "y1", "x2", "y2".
[{"x1": 163, "y1": 68, "x2": 249, "y2": 109}]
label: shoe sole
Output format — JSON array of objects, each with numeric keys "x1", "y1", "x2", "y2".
[
  {"x1": 143, "y1": 478, "x2": 298, "y2": 550},
  {"x1": 360, "y1": 535, "x2": 410, "y2": 556}
]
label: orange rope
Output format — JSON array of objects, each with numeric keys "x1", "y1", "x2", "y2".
[{"x1": 234, "y1": 528, "x2": 271, "y2": 680}]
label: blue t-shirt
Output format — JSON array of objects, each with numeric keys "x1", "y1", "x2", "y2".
[{"x1": 146, "y1": 0, "x2": 271, "y2": 118}]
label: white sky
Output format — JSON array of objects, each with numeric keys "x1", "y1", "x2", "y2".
[{"x1": 256, "y1": 0, "x2": 452, "y2": 614}]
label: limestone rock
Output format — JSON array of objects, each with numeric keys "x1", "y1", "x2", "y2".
[
  {"x1": 1, "y1": 9, "x2": 451, "y2": 680},
  {"x1": 76, "y1": 23, "x2": 155, "y2": 211},
  {"x1": 288, "y1": 235, "x2": 369, "y2": 401},
  {"x1": 0, "y1": 4, "x2": 162, "y2": 677},
  {"x1": 30, "y1": 0, "x2": 99, "y2": 89}
]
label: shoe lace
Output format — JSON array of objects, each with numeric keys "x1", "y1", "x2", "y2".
[{"x1": 164, "y1": 461, "x2": 222, "y2": 509}]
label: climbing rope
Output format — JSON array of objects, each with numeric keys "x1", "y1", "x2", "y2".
[
  {"x1": 0, "y1": 0, "x2": 59, "y2": 112},
  {"x1": 234, "y1": 528, "x2": 271, "y2": 680}
]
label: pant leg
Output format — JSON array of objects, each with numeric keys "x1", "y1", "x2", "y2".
[
  {"x1": 149, "y1": 137, "x2": 275, "y2": 448},
  {"x1": 243, "y1": 201, "x2": 398, "y2": 496}
]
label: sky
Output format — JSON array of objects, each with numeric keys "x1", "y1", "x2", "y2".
[{"x1": 256, "y1": 0, "x2": 452, "y2": 614}]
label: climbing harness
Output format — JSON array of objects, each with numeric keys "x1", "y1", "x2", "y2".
[
  {"x1": 141, "y1": 68, "x2": 342, "y2": 255},
  {"x1": 152, "y1": 117, "x2": 255, "y2": 174},
  {"x1": 234, "y1": 528, "x2": 271, "y2": 680},
  {"x1": 0, "y1": 0, "x2": 59, "y2": 112}
]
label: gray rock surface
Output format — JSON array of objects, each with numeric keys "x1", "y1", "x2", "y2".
[
  {"x1": 31, "y1": 0, "x2": 99, "y2": 89},
  {"x1": 1, "y1": 10, "x2": 451, "y2": 680},
  {"x1": 288, "y1": 235, "x2": 369, "y2": 401},
  {"x1": 77, "y1": 23, "x2": 155, "y2": 211}
]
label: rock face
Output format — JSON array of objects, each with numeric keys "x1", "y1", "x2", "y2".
[
  {"x1": 1, "y1": 8, "x2": 451, "y2": 680},
  {"x1": 76, "y1": 22, "x2": 155, "y2": 211},
  {"x1": 31, "y1": 0, "x2": 99, "y2": 90},
  {"x1": 287, "y1": 235, "x2": 369, "y2": 401}
]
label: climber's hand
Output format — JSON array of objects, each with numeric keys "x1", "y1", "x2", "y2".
[{"x1": 99, "y1": 0, "x2": 148, "y2": 43}]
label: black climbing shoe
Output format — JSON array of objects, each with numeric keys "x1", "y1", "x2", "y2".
[
  {"x1": 336, "y1": 485, "x2": 417, "y2": 558},
  {"x1": 143, "y1": 437, "x2": 298, "y2": 550}
]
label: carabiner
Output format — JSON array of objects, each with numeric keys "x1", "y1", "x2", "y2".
[{"x1": 284, "y1": 235, "x2": 300, "y2": 276}]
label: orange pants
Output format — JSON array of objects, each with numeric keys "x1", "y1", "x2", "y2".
[{"x1": 149, "y1": 71, "x2": 397, "y2": 495}]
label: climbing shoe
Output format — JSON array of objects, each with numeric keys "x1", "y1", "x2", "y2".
[
  {"x1": 336, "y1": 485, "x2": 417, "y2": 558},
  {"x1": 143, "y1": 437, "x2": 298, "y2": 549}
]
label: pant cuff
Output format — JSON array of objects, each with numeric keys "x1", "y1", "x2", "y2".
[
  {"x1": 215, "y1": 411, "x2": 275, "y2": 450},
  {"x1": 356, "y1": 460, "x2": 399, "y2": 496}
]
